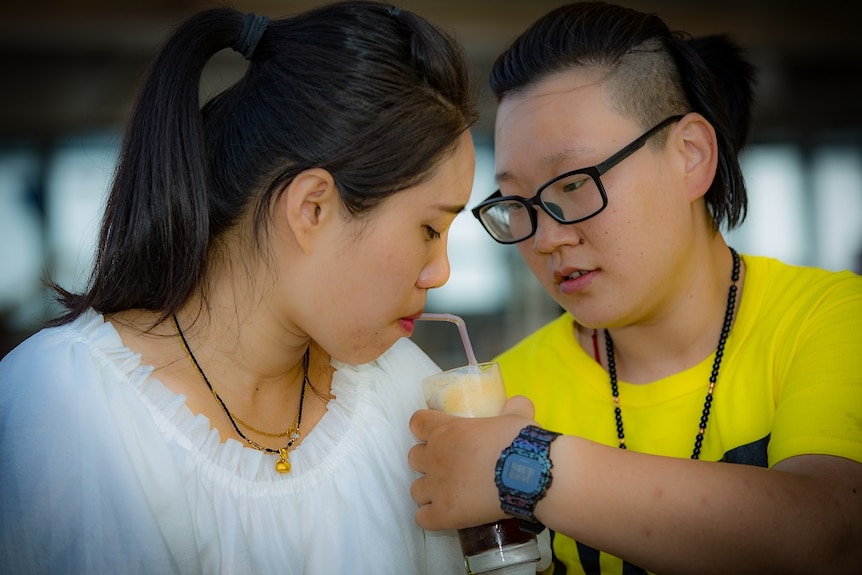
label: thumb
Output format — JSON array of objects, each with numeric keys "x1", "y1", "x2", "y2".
[{"x1": 502, "y1": 395, "x2": 535, "y2": 419}]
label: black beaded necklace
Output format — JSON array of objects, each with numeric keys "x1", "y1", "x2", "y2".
[
  {"x1": 604, "y1": 247, "x2": 740, "y2": 459},
  {"x1": 173, "y1": 314, "x2": 309, "y2": 473}
]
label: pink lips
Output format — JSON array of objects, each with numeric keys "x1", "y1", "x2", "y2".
[
  {"x1": 399, "y1": 318, "x2": 415, "y2": 334},
  {"x1": 557, "y1": 268, "x2": 597, "y2": 294},
  {"x1": 399, "y1": 312, "x2": 423, "y2": 335}
]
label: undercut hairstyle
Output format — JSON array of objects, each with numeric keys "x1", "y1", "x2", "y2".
[{"x1": 490, "y1": 1, "x2": 756, "y2": 232}]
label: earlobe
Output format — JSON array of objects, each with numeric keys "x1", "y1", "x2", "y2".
[
  {"x1": 283, "y1": 168, "x2": 339, "y2": 252},
  {"x1": 677, "y1": 113, "x2": 718, "y2": 201}
]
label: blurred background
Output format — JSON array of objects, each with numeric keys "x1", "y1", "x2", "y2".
[{"x1": 2, "y1": 0, "x2": 861, "y2": 367}]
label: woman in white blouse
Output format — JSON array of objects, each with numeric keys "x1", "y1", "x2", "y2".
[{"x1": 0, "y1": 2, "x2": 478, "y2": 573}]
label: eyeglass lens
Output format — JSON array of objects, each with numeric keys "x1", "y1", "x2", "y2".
[{"x1": 479, "y1": 172, "x2": 604, "y2": 242}]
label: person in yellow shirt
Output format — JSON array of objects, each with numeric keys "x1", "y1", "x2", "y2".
[{"x1": 408, "y1": 2, "x2": 862, "y2": 573}]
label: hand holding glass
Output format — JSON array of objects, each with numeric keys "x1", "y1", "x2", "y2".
[{"x1": 419, "y1": 314, "x2": 540, "y2": 575}]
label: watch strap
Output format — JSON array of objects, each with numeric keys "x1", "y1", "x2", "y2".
[{"x1": 495, "y1": 424, "x2": 561, "y2": 527}]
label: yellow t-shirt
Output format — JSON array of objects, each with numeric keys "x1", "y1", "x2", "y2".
[{"x1": 497, "y1": 255, "x2": 862, "y2": 575}]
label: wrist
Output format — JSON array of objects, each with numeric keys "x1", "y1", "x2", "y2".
[{"x1": 494, "y1": 424, "x2": 561, "y2": 531}]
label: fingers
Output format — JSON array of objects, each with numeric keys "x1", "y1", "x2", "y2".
[
  {"x1": 408, "y1": 442, "x2": 425, "y2": 474},
  {"x1": 415, "y1": 501, "x2": 446, "y2": 532},
  {"x1": 409, "y1": 407, "x2": 452, "y2": 441},
  {"x1": 502, "y1": 394, "x2": 536, "y2": 419},
  {"x1": 411, "y1": 460, "x2": 452, "y2": 531},
  {"x1": 410, "y1": 470, "x2": 430, "y2": 506},
  {"x1": 411, "y1": 398, "x2": 534, "y2": 443},
  {"x1": 408, "y1": 402, "x2": 544, "y2": 533},
  {"x1": 408, "y1": 408, "x2": 428, "y2": 441}
]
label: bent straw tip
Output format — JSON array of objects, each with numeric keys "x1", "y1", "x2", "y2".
[{"x1": 417, "y1": 312, "x2": 478, "y2": 365}]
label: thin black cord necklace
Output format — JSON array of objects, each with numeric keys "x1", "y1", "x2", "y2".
[
  {"x1": 173, "y1": 314, "x2": 309, "y2": 473},
  {"x1": 604, "y1": 247, "x2": 740, "y2": 459}
]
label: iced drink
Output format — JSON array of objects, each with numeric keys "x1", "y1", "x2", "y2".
[
  {"x1": 422, "y1": 362, "x2": 540, "y2": 575},
  {"x1": 423, "y1": 362, "x2": 507, "y2": 418}
]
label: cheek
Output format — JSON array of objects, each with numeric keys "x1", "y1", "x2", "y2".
[
  {"x1": 516, "y1": 245, "x2": 551, "y2": 282},
  {"x1": 360, "y1": 242, "x2": 417, "y2": 284},
  {"x1": 330, "y1": 238, "x2": 421, "y2": 313},
  {"x1": 589, "y1": 189, "x2": 652, "y2": 250},
  {"x1": 309, "y1": 286, "x2": 387, "y2": 364}
]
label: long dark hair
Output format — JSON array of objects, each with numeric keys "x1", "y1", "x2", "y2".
[
  {"x1": 489, "y1": 1, "x2": 756, "y2": 231},
  {"x1": 51, "y1": 1, "x2": 477, "y2": 326}
]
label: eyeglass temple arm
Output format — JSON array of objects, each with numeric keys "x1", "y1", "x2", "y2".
[{"x1": 595, "y1": 114, "x2": 685, "y2": 176}]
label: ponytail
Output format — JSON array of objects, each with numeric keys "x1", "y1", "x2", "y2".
[
  {"x1": 51, "y1": 10, "x2": 246, "y2": 324},
  {"x1": 667, "y1": 33, "x2": 756, "y2": 229}
]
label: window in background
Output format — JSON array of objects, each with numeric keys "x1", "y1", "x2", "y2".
[
  {"x1": 727, "y1": 143, "x2": 862, "y2": 273},
  {"x1": 0, "y1": 148, "x2": 43, "y2": 329},
  {"x1": 728, "y1": 145, "x2": 808, "y2": 265},
  {"x1": 45, "y1": 135, "x2": 118, "y2": 303},
  {"x1": 811, "y1": 146, "x2": 862, "y2": 272}
]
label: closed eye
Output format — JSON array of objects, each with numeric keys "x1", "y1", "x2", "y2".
[{"x1": 425, "y1": 225, "x2": 441, "y2": 240}]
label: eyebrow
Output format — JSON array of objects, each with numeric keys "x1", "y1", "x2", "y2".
[
  {"x1": 495, "y1": 146, "x2": 596, "y2": 185},
  {"x1": 434, "y1": 203, "x2": 466, "y2": 215}
]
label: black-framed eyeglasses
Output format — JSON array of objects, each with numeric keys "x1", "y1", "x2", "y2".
[{"x1": 471, "y1": 115, "x2": 685, "y2": 244}]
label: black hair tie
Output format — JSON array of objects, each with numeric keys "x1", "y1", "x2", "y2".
[{"x1": 233, "y1": 13, "x2": 269, "y2": 60}]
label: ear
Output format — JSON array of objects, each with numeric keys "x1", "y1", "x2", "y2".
[
  {"x1": 674, "y1": 113, "x2": 718, "y2": 202},
  {"x1": 282, "y1": 168, "x2": 341, "y2": 253}
]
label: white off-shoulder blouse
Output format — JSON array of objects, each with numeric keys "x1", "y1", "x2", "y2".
[{"x1": 0, "y1": 309, "x2": 462, "y2": 574}]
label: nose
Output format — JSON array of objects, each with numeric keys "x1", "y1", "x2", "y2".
[
  {"x1": 530, "y1": 207, "x2": 584, "y2": 253},
  {"x1": 417, "y1": 242, "x2": 451, "y2": 290}
]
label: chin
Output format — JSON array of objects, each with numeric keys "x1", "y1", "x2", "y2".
[{"x1": 332, "y1": 337, "x2": 400, "y2": 366}]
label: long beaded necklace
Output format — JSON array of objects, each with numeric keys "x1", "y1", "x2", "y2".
[
  {"x1": 602, "y1": 247, "x2": 740, "y2": 460},
  {"x1": 173, "y1": 315, "x2": 309, "y2": 473}
]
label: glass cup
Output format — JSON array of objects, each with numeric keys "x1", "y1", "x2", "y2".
[{"x1": 423, "y1": 362, "x2": 541, "y2": 575}]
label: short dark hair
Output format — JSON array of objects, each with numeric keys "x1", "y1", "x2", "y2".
[
  {"x1": 490, "y1": 1, "x2": 755, "y2": 232},
  {"x1": 51, "y1": 1, "x2": 477, "y2": 325}
]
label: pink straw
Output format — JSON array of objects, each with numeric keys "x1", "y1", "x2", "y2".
[{"x1": 418, "y1": 313, "x2": 478, "y2": 365}]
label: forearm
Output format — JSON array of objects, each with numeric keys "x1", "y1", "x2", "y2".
[{"x1": 537, "y1": 436, "x2": 862, "y2": 574}]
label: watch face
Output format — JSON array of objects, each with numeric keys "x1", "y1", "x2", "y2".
[{"x1": 502, "y1": 453, "x2": 542, "y2": 495}]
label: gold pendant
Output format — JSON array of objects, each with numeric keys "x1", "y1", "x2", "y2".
[{"x1": 275, "y1": 448, "x2": 291, "y2": 474}]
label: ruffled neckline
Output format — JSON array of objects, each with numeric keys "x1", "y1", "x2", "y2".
[{"x1": 75, "y1": 309, "x2": 374, "y2": 491}]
